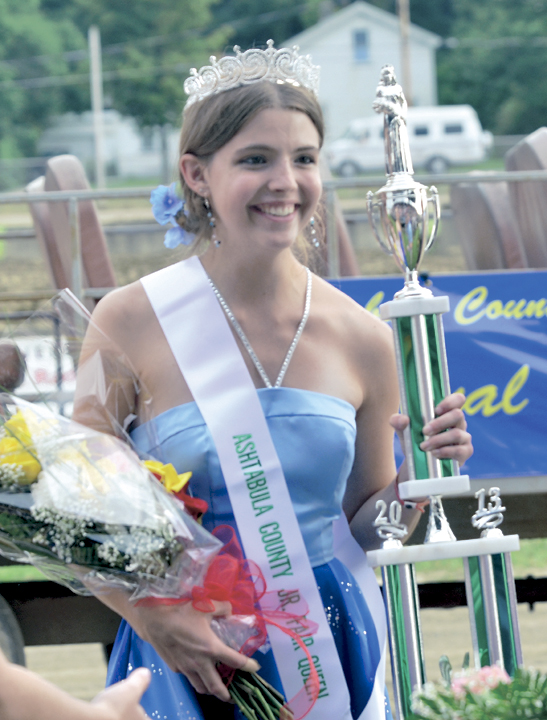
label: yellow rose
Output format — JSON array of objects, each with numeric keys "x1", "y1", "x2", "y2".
[
  {"x1": 0, "y1": 436, "x2": 41, "y2": 483},
  {"x1": 0, "y1": 410, "x2": 41, "y2": 483},
  {"x1": 4, "y1": 410, "x2": 34, "y2": 447}
]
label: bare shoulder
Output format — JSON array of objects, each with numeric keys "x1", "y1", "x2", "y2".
[
  {"x1": 311, "y1": 274, "x2": 394, "y2": 366},
  {"x1": 91, "y1": 280, "x2": 152, "y2": 339}
]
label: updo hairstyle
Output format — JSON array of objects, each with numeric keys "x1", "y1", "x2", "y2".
[{"x1": 176, "y1": 81, "x2": 325, "y2": 257}]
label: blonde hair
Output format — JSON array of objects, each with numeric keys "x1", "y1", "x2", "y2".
[{"x1": 175, "y1": 81, "x2": 325, "y2": 261}]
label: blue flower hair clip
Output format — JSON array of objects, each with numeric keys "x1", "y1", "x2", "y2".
[{"x1": 150, "y1": 183, "x2": 196, "y2": 248}]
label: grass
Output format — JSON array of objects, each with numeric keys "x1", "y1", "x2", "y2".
[
  {"x1": 414, "y1": 537, "x2": 547, "y2": 584},
  {"x1": 1, "y1": 538, "x2": 546, "y2": 586},
  {"x1": 0, "y1": 564, "x2": 47, "y2": 582}
]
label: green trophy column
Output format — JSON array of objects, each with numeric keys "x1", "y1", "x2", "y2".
[
  {"x1": 381, "y1": 293, "x2": 470, "y2": 502},
  {"x1": 464, "y1": 488, "x2": 523, "y2": 675},
  {"x1": 383, "y1": 561, "x2": 425, "y2": 719},
  {"x1": 371, "y1": 500, "x2": 425, "y2": 720}
]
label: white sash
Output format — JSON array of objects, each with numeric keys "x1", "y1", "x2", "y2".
[{"x1": 141, "y1": 256, "x2": 386, "y2": 720}]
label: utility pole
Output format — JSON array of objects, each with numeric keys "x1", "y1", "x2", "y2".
[
  {"x1": 398, "y1": 0, "x2": 413, "y2": 106},
  {"x1": 88, "y1": 25, "x2": 106, "y2": 189}
]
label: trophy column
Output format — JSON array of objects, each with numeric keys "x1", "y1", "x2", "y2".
[
  {"x1": 464, "y1": 487, "x2": 523, "y2": 675},
  {"x1": 381, "y1": 288, "x2": 470, "y2": 502},
  {"x1": 373, "y1": 500, "x2": 426, "y2": 719}
]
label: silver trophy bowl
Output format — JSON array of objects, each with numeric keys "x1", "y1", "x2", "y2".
[{"x1": 367, "y1": 175, "x2": 440, "y2": 298}]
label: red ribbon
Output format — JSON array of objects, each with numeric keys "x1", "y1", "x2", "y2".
[{"x1": 138, "y1": 525, "x2": 321, "y2": 718}]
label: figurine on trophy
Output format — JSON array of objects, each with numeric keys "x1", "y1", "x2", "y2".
[
  {"x1": 365, "y1": 66, "x2": 522, "y2": 720},
  {"x1": 372, "y1": 65, "x2": 414, "y2": 176}
]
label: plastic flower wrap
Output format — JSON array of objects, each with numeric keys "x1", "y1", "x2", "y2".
[
  {"x1": 0, "y1": 395, "x2": 221, "y2": 599},
  {"x1": 0, "y1": 290, "x2": 315, "y2": 719}
]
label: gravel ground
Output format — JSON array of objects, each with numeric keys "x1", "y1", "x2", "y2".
[{"x1": 25, "y1": 602, "x2": 547, "y2": 705}]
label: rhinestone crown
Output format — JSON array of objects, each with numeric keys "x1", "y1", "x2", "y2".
[{"x1": 184, "y1": 39, "x2": 320, "y2": 107}]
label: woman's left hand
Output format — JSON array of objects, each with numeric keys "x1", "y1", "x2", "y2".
[{"x1": 390, "y1": 391, "x2": 473, "y2": 467}]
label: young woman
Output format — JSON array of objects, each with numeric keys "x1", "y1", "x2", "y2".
[{"x1": 75, "y1": 43, "x2": 472, "y2": 720}]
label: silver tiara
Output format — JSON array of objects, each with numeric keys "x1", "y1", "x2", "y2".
[{"x1": 184, "y1": 39, "x2": 320, "y2": 107}]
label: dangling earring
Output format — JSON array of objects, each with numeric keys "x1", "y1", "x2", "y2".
[
  {"x1": 204, "y1": 198, "x2": 220, "y2": 247},
  {"x1": 309, "y1": 216, "x2": 320, "y2": 248}
]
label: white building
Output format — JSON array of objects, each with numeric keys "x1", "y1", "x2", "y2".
[
  {"x1": 37, "y1": 110, "x2": 180, "y2": 182},
  {"x1": 285, "y1": 1, "x2": 441, "y2": 140}
]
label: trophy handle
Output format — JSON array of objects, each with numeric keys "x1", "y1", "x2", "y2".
[
  {"x1": 424, "y1": 185, "x2": 440, "y2": 253},
  {"x1": 366, "y1": 190, "x2": 393, "y2": 255}
]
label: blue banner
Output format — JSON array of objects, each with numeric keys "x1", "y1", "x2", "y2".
[{"x1": 334, "y1": 271, "x2": 547, "y2": 480}]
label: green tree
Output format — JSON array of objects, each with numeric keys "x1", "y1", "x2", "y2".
[
  {"x1": 364, "y1": 0, "x2": 455, "y2": 38},
  {"x1": 437, "y1": 0, "x2": 547, "y2": 134},
  {"x1": 210, "y1": 0, "x2": 324, "y2": 51},
  {"x1": 0, "y1": 0, "x2": 85, "y2": 161},
  {"x1": 42, "y1": 0, "x2": 230, "y2": 128}
]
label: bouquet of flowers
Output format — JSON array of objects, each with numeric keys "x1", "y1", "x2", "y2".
[
  {"x1": 410, "y1": 656, "x2": 547, "y2": 720},
  {"x1": 0, "y1": 394, "x2": 221, "y2": 598}
]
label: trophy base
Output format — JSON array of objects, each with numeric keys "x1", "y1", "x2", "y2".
[
  {"x1": 367, "y1": 534, "x2": 520, "y2": 568},
  {"x1": 380, "y1": 294, "x2": 450, "y2": 320},
  {"x1": 398, "y1": 475, "x2": 470, "y2": 500}
]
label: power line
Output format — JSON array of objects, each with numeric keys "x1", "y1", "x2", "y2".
[{"x1": 0, "y1": 62, "x2": 193, "y2": 90}]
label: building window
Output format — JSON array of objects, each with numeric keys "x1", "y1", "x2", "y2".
[
  {"x1": 445, "y1": 123, "x2": 463, "y2": 134},
  {"x1": 414, "y1": 126, "x2": 429, "y2": 136},
  {"x1": 353, "y1": 30, "x2": 369, "y2": 63}
]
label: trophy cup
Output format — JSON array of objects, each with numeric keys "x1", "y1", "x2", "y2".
[
  {"x1": 366, "y1": 67, "x2": 522, "y2": 720},
  {"x1": 366, "y1": 65, "x2": 470, "y2": 520}
]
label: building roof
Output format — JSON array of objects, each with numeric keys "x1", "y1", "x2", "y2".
[{"x1": 286, "y1": 1, "x2": 441, "y2": 49}]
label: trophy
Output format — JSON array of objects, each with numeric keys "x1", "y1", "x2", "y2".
[
  {"x1": 366, "y1": 67, "x2": 522, "y2": 720},
  {"x1": 366, "y1": 65, "x2": 470, "y2": 519}
]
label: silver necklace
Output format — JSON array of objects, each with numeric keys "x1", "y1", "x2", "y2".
[{"x1": 207, "y1": 268, "x2": 312, "y2": 389}]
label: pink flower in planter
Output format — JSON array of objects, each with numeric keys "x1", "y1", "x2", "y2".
[{"x1": 451, "y1": 665, "x2": 511, "y2": 699}]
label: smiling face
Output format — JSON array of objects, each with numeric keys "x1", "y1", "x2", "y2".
[{"x1": 182, "y1": 107, "x2": 322, "y2": 255}]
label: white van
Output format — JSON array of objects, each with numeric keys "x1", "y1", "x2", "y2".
[{"x1": 325, "y1": 105, "x2": 493, "y2": 176}]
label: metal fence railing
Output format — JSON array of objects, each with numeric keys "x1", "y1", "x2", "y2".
[{"x1": 2, "y1": 169, "x2": 547, "y2": 300}]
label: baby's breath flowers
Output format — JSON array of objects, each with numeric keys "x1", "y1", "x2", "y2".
[{"x1": 0, "y1": 397, "x2": 220, "y2": 599}]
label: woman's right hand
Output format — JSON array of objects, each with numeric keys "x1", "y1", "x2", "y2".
[{"x1": 129, "y1": 599, "x2": 259, "y2": 701}]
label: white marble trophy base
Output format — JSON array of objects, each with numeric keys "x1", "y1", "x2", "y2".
[
  {"x1": 380, "y1": 295, "x2": 450, "y2": 320},
  {"x1": 398, "y1": 475, "x2": 470, "y2": 499},
  {"x1": 366, "y1": 534, "x2": 520, "y2": 568}
]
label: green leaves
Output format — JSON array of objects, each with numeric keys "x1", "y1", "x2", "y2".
[
  {"x1": 409, "y1": 668, "x2": 547, "y2": 720},
  {"x1": 439, "y1": 655, "x2": 453, "y2": 688}
]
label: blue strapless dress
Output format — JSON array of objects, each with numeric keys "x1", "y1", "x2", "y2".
[{"x1": 106, "y1": 388, "x2": 391, "y2": 720}]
